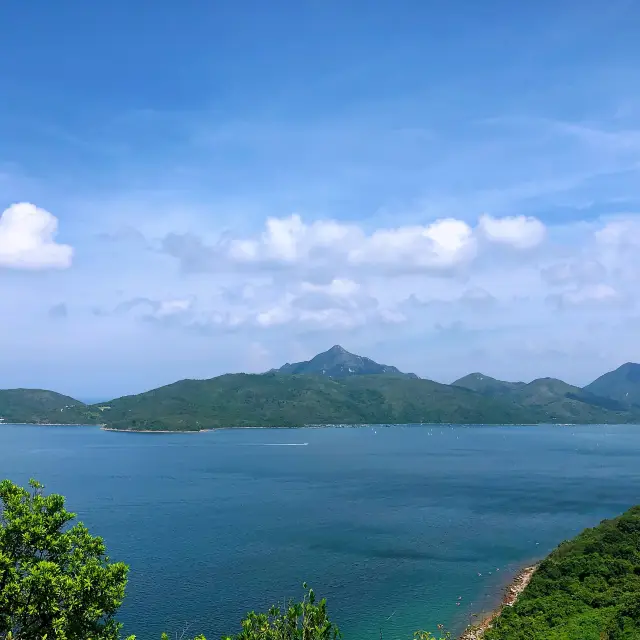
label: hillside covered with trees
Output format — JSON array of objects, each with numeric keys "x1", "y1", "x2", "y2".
[
  {"x1": 486, "y1": 505, "x2": 640, "y2": 639},
  {"x1": 2, "y1": 348, "x2": 640, "y2": 431}
]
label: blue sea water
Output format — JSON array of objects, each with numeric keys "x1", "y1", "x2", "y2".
[{"x1": 1, "y1": 424, "x2": 640, "y2": 640}]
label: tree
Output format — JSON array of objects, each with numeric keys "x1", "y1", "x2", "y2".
[
  {"x1": 221, "y1": 585, "x2": 340, "y2": 640},
  {"x1": 0, "y1": 479, "x2": 129, "y2": 640}
]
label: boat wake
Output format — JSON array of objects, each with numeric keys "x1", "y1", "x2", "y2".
[{"x1": 262, "y1": 443, "x2": 309, "y2": 446}]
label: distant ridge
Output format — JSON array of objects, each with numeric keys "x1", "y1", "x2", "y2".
[
  {"x1": 452, "y1": 372, "x2": 525, "y2": 394},
  {"x1": 2, "y1": 353, "x2": 640, "y2": 431},
  {"x1": 584, "y1": 362, "x2": 640, "y2": 406},
  {"x1": 272, "y1": 345, "x2": 419, "y2": 379}
]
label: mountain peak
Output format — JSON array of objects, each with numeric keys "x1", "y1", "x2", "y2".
[
  {"x1": 327, "y1": 344, "x2": 348, "y2": 354},
  {"x1": 585, "y1": 362, "x2": 640, "y2": 404},
  {"x1": 274, "y1": 346, "x2": 418, "y2": 379},
  {"x1": 453, "y1": 372, "x2": 524, "y2": 394},
  {"x1": 618, "y1": 362, "x2": 640, "y2": 377}
]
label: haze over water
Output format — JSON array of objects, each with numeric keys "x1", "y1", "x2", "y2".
[{"x1": 2, "y1": 424, "x2": 639, "y2": 639}]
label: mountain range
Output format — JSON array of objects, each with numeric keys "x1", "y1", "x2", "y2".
[{"x1": 2, "y1": 346, "x2": 640, "y2": 431}]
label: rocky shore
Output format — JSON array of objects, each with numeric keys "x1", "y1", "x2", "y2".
[{"x1": 458, "y1": 565, "x2": 537, "y2": 640}]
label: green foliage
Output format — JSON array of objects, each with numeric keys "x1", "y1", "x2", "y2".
[
  {"x1": 485, "y1": 505, "x2": 640, "y2": 640},
  {"x1": 4, "y1": 353, "x2": 640, "y2": 430},
  {"x1": 0, "y1": 389, "x2": 93, "y2": 426},
  {"x1": 453, "y1": 375, "x2": 636, "y2": 422},
  {"x1": 0, "y1": 479, "x2": 129, "y2": 640},
  {"x1": 452, "y1": 373, "x2": 526, "y2": 394},
  {"x1": 157, "y1": 587, "x2": 339, "y2": 640},
  {"x1": 86, "y1": 370, "x2": 638, "y2": 431},
  {"x1": 221, "y1": 585, "x2": 340, "y2": 640},
  {"x1": 96, "y1": 373, "x2": 549, "y2": 431}
]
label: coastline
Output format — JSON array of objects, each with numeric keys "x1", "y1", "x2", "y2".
[
  {"x1": 3, "y1": 422, "x2": 623, "y2": 433},
  {"x1": 101, "y1": 426, "x2": 207, "y2": 433},
  {"x1": 458, "y1": 565, "x2": 538, "y2": 640},
  {"x1": 0, "y1": 422, "x2": 106, "y2": 427},
  {"x1": 100, "y1": 422, "x2": 544, "y2": 433}
]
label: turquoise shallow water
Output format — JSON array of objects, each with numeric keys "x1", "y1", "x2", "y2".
[{"x1": 1, "y1": 424, "x2": 640, "y2": 639}]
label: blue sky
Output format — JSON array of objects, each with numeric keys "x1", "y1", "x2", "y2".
[{"x1": 2, "y1": 0, "x2": 640, "y2": 399}]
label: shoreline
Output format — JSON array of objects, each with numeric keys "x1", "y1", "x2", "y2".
[
  {"x1": 101, "y1": 426, "x2": 207, "y2": 433},
  {"x1": 103, "y1": 424, "x2": 541, "y2": 433},
  {"x1": 90, "y1": 422, "x2": 618, "y2": 433},
  {"x1": 0, "y1": 422, "x2": 107, "y2": 427},
  {"x1": 2, "y1": 422, "x2": 632, "y2": 433},
  {"x1": 458, "y1": 565, "x2": 538, "y2": 640}
]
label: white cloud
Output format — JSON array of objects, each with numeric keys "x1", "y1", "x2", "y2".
[
  {"x1": 478, "y1": 214, "x2": 546, "y2": 249},
  {"x1": 154, "y1": 298, "x2": 193, "y2": 317},
  {"x1": 224, "y1": 214, "x2": 490, "y2": 273},
  {"x1": 541, "y1": 259, "x2": 605, "y2": 286},
  {"x1": 0, "y1": 203, "x2": 73, "y2": 270},
  {"x1": 589, "y1": 216, "x2": 640, "y2": 284},
  {"x1": 595, "y1": 216, "x2": 640, "y2": 250},
  {"x1": 348, "y1": 218, "x2": 476, "y2": 270},
  {"x1": 549, "y1": 284, "x2": 624, "y2": 309},
  {"x1": 252, "y1": 278, "x2": 396, "y2": 329},
  {"x1": 228, "y1": 215, "x2": 359, "y2": 264},
  {"x1": 299, "y1": 278, "x2": 360, "y2": 297},
  {"x1": 164, "y1": 213, "x2": 547, "y2": 277}
]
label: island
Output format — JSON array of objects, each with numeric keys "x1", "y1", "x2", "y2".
[{"x1": 2, "y1": 346, "x2": 640, "y2": 431}]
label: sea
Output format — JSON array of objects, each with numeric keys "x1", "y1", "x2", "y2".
[{"x1": 1, "y1": 423, "x2": 639, "y2": 640}]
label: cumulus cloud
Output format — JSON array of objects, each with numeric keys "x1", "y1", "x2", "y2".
[
  {"x1": 347, "y1": 218, "x2": 476, "y2": 270},
  {"x1": 401, "y1": 287, "x2": 498, "y2": 321},
  {"x1": 231, "y1": 214, "x2": 478, "y2": 271},
  {"x1": 595, "y1": 218, "x2": 640, "y2": 248},
  {"x1": 548, "y1": 284, "x2": 625, "y2": 309},
  {"x1": 255, "y1": 278, "x2": 398, "y2": 329},
  {"x1": 477, "y1": 214, "x2": 546, "y2": 249},
  {"x1": 162, "y1": 213, "x2": 544, "y2": 275},
  {"x1": 154, "y1": 298, "x2": 193, "y2": 318},
  {"x1": 0, "y1": 203, "x2": 73, "y2": 270},
  {"x1": 109, "y1": 279, "x2": 397, "y2": 332},
  {"x1": 114, "y1": 296, "x2": 194, "y2": 319},
  {"x1": 541, "y1": 259, "x2": 606, "y2": 286},
  {"x1": 229, "y1": 215, "x2": 358, "y2": 264}
]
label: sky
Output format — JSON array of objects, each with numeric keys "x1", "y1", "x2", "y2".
[{"x1": 2, "y1": 0, "x2": 640, "y2": 399}]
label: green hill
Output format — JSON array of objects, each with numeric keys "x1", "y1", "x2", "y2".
[
  {"x1": 584, "y1": 362, "x2": 640, "y2": 406},
  {"x1": 274, "y1": 344, "x2": 419, "y2": 378},
  {"x1": 2, "y1": 351, "x2": 640, "y2": 430},
  {"x1": 454, "y1": 375, "x2": 634, "y2": 424},
  {"x1": 96, "y1": 373, "x2": 536, "y2": 431},
  {"x1": 453, "y1": 372, "x2": 525, "y2": 394},
  {"x1": 486, "y1": 504, "x2": 640, "y2": 640},
  {"x1": 0, "y1": 389, "x2": 90, "y2": 425},
  {"x1": 94, "y1": 371, "x2": 635, "y2": 431}
]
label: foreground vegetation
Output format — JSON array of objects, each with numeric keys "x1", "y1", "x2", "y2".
[
  {"x1": 0, "y1": 479, "x2": 128, "y2": 639},
  {"x1": 485, "y1": 505, "x2": 640, "y2": 640},
  {"x1": 2, "y1": 480, "x2": 639, "y2": 639}
]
